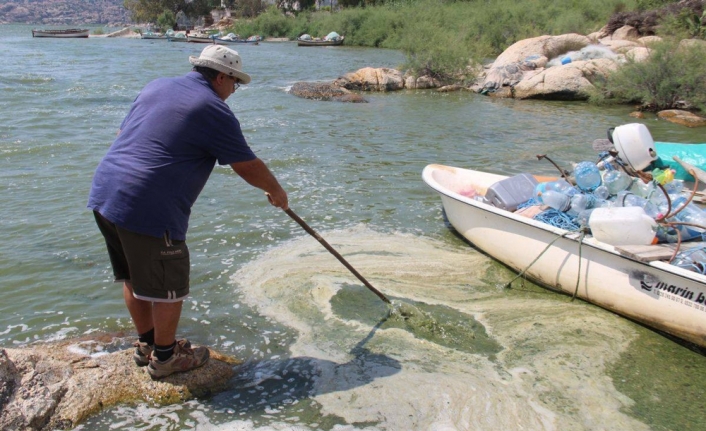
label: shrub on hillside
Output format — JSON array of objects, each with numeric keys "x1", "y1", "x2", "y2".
[{"x1": 589, "y1": 39, "x2": 706, "y2": 111}]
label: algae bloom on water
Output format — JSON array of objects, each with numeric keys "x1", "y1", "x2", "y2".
[{"x1": 330, "y1": 284, "x2": 502, "y2": 357}]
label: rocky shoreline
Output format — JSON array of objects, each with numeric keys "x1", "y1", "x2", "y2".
[
  {"x1": 288, "y1": 25, "x2": 706, "y2": 128},
  {"x1": 96, "y1": 26, "x2": 706, "y2": 128},
  {"x1": 0, "y1": 334, "x2": 240, "y2": 430}
]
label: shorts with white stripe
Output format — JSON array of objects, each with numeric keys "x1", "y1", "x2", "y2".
[{"x1": 94, "y1": 212, "x2": 190, "y2": 302}]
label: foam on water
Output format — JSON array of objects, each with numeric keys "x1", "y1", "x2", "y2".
[{"x1": 228, "y1": 225, "x2": 647, "y2": 430}]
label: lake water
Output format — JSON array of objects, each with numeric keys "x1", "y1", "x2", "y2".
[{"x1": 1, "y1": 24, "x2": 705, "y2": 431}]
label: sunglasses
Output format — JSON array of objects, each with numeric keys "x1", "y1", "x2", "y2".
[{"x1": 225, "y1": 74, "x2": 241, "y2": 90}]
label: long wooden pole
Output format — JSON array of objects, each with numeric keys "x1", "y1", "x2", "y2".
[{"x1": 284, "y1": 208, "x2": 391, "y2": 304}]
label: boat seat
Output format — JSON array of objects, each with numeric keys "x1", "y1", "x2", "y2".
[{"x1": 615, "y1": 242, "x2": 705, "y2": 262}]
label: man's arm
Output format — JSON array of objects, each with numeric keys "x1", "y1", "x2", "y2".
[{"x1": 230, "y1": 158, "x2": 288, "y2": 209}]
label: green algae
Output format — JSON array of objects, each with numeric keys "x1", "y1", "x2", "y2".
[
  {"x1": 609, "y1": 327, "x2": 706, "y2": 431},
  {"x1": 330, "y1": 283, "x2": 502, "y2": 358}
]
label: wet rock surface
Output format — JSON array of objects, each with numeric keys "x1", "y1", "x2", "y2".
[{"x1": 0, "y1": 336, "x2": 239, "y2": 430}]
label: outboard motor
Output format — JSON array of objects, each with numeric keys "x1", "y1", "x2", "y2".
[{"x1": 608, "y1": 123, "x2": 658, "y2": 171}]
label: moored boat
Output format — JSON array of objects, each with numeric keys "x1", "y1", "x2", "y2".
[
  {"x1": 31, "y1": 28, "x2": 89, "y2": 38},
  {"x1": 423, "y1": 122, "x2": 706, "y2": 349},
  {"x1": 422, "y1": 163, "x2": 706, "y2": 348},
  {"x1": 297, "y1": 32, "x2": 344, "y2": 46},
  {"x1": 140, "y1": 31, "x2": 165, "y2": 40},
  {"x1": 166, "y1": 33, "x2": 188, "y2": 42},
  {"x1": 186, "y1": 35, "x2": 219, "y2": 43}
]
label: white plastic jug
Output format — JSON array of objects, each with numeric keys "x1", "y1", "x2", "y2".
[{"x1": 589, "y1": 207, "x2": 657, "y2": 246}]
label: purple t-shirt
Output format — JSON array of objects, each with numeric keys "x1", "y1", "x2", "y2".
[{"x1": 88, "y1": 72, "x2": 256, "y2": 240}]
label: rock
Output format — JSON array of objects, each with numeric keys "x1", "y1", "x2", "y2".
[
  {"x1": 513, "y1": 64, "x2": 592, "y2": 100},
  {"x1": 486, "y1": 86, "x2": 513, "y2": 99},
  {"x1": 437, "y1": 84, "x2": 465, "y2": 92},
  {"x1": 625, "y1": 46, "x2": 651, "y2": 62},
  {"x1": 658, "y1": 110, "x2": 706, "y2": 128},
  {"x1": 511, "y1": 58, "x2": 618, "y2": 100},
  {"x1": 489, "y1": 34, "x2": 591, "y2": 70},
  {"x1": 0, "y1": 337, "x2": 238, "y2": 430},
  {"x1": 336, "y1": 67, "x2": 405, "y2": 91},
  {"x1": 288, "y1": 82, "x2": 367, "y2": 102},
  {"x1": 629, "y1": 111, "x2": 646, "y2": 119},
  {"x1": 678, "y1": 38, "x2": 706, "y2": 51},
  {"x1": 639, "y1": 35, "x2": 662, "y2": 46},
  {"x1": 611, "y1": 25, "x2": 640, "y2": 41},
  {"x1": 481, "y1": 34, "x2": 591, "y2": 92},
  {"x1": 413, "y1": 75, "x2": 441, "y2": 89},
  {"x1": 598, "y1": 38, "x2": 640, "y2": 54}
]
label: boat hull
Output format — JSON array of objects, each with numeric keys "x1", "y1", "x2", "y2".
[
  {"x1": 186, "y1": 36, "x2": 258, "y2": 45},
  {"x1": 297, "y1": 37, "x2": 344, "y2": 47},
  {"x1": 32, "y1": 29, "x2": 89, "y2": 38},
  {"x1": 422, "y1": 164, "x2": 706, "y2": 347}
]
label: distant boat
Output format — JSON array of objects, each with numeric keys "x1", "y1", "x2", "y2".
[
  {"x1": 186, "y1": 35, "x2": 219, "y2": 44},
  {"x1": 140, "y1": 31, "x2": 165, "y2": 40},
  {"x1": 166, "y1": 33, "x2": 188, "y2": 42},
  {"x1": 297, "y1": 36, "x2": 344, "y2": 47},
  {"x1": 187, "y1": 33, "x2": 259, "y2": 45},
  {"x1": 31, "y1": 28, "x2": 89, "y2": 38}
]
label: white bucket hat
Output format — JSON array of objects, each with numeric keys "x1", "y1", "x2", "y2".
[{"x1": 189, "y1": 45, "x2": 251, "y2": 84}]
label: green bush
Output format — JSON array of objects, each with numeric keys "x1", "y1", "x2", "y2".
[
  {"x1": 590, "y1": 39, "x2": 706, "y2": 111},
  {"x1": 157, "y1": 10, "x2": 176, "y2": 32}
]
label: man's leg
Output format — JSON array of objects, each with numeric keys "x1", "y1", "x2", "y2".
[
  {"x1": 123, "y1": 281, "x2": 153, "y2": 334},
  {"x1": 123, "y1": 280, "x2": 182, "y2": 350},
  {"x1": 153, "y1": 300, "x2": 183, "y2": 346}
]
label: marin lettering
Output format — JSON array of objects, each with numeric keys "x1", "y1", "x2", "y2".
[{"x1": 641, "y1": 280, "x2": 698, "y2": 302}]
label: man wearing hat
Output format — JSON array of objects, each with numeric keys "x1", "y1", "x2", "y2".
[{"x1": 88, "y1": 45, "x2": 288, "y2": 379}]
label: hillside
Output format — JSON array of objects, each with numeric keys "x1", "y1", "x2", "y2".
[{"x1": 0, "y1": 0, "x2": 132, "y2": 26}]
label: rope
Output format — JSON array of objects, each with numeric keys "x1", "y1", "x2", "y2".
[
  {"x1": 533, "y1": 208, "x2": 581, "y2": 231},
  {"x1": 571, "y1": 229, "x2": 587, "y2": 301},
  {"x1": 503, "y1": 228, "x2": 582, "y2": 289}
]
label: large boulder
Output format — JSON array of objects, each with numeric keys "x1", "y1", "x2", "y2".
[
  {"x1": 335, "y1": 67, "x2": 406, "y2": 92},
  {"x1": 658, "y1": 110, "x2": 706, "y2": 128},
  {"x1": 482, "y1": 33, "x2": 592, "y2": 92},
  {"x1": 513, "y1": 63, "x2": 592, "y2": 100},
  {"x1": 491, "y1": 34, "x2": 592, "y2": 69},
  {"x1": 0, "y1": 336, "x2": 239, "y2": 430}
]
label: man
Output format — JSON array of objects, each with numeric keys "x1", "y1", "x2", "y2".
[{"x1": 88, "y1": 45, "x2": 288, "y2": 379}]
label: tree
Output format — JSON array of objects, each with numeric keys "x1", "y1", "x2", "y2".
[
  {"x1": 124, "y1": 0, "x2": 220, "y2": 23},
  {"x1": 157, "y1": 9, "x2": 176, "y2": 31}
]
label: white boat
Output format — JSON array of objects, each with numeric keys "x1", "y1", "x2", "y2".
[
  {"x1": 140, "y1": 31, "x2": 165, "y2": 40},
  {"x1": 31, "y1": 28, "x2": 89, "y2": 38},
  {"x1": 422, "y1": 163, "x2": 706, "y2": 348}
]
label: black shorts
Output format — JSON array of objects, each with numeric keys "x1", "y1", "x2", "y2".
[{"x1": 93, "y1": 211, "x2": 190, "y2": 302}]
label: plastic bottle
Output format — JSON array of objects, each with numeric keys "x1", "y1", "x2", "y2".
[
  {"x1": 573, "y1": 161, "x2": 602, "y2": 192},
  {"x1": 669, "y1": 197, "x2": 706, "y2": 241},
  {"x1": 663, "y1": 179, "x2": 684, "y2": 195},
  {"x1": 603, "y1": 166, "x2": 632, "y2": 195},
  {"x1": 539, "y1": 190, "x2": 571, "y2": 212},
  {"x1": 672, "y1": 248, "x2": 706, "y2": 274},
  {"x1": 615, "y1": 191, "x2": 660, "y2": 219},
  {"x1": 592, "y1": 185, "x2": 610, "y2": 200},
  {"x1": 627, "y1": 178, "x2": 654, "y2": 198},
  {"x1": 568, "y1": 193, "x2": 596, "y2": 217},
  {"x1": 576, "y1": 208, "x2": 595, "y2": 227},
  {"x1": 534, "y1": 179, "x2": 578, "y2": 198}
]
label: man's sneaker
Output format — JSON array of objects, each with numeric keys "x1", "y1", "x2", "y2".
[
  {"x1": 146, "y1": 339, "x2": 209, "y2": 379},
  {"x1": 133, "y1": 339, "x2": 192, "y2": 367},
  {"x1": 133, "y1": 341, "x2": 153, "y2": 367}
]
